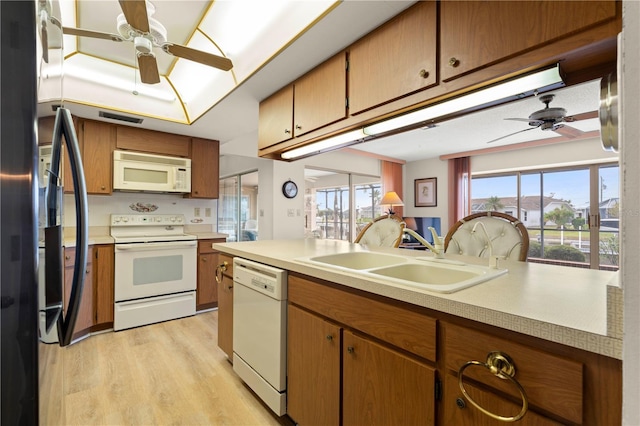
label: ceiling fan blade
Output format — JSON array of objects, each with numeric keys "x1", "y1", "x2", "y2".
[
  {"x1": 163, "y1": 43, "x2": 233, "y2": 71},
  {"x1": 553, "y1": 124, "x2": 584, "y2": 138},
  {"x1": 137, "y1": 54, "x2": 160, "y2": 84},
  {"x1": 118, "y1": 0, "x2": 150, "y2": 33},
  {"x1": 504, "y1": 118, "x2": 544, "y2": 125},
  {"x1": 486, "y1": 126, "x2": 538, "y2": 144},
  {"x1": 565, "y1": 110, "x2": 598, "y2": 122},
  {"x1": 63, "y1": 26, "x2": 124, "y2": 42}
]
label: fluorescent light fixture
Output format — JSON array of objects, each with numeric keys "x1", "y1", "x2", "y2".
[
  {"x1": 281, "y1": 129, "x2": 367, "y2": 160},
  {"x1": 363, "y1": 65, "x2": 564, "y2": 136}
]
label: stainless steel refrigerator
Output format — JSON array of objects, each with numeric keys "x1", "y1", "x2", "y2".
[{"x1": 2, "y1": 2, "x2": 88, "y2": 423}]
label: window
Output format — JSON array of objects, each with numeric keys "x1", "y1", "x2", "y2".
[
  {"x1": 304, "y1": 169, "x2": 381, "y2": 241},
  {"x1": 218, "y1": 171, "x2": 259, "y2": 242},
  {"x1": 471, "y1": 163, "x2": 619, "y2": 270}
]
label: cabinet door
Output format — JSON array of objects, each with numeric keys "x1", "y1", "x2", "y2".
[
  {"x1": 287, "y1": 304, "x2": 340, "y2": 426},
  {"x1": 294, "y1": 52, "x2": 347, "y2": 136},
  {"x1": 116, "y1": 125, "x2": 190, "y2": 157},
  {"x1": 94, "y1": 244, "x2": 114, "y2": 326},
  {"x1": 343, "y1": 330, "x2": 435, "y2": 426},
  {"x1": 218, "y1": 272, "x2": 233, "y2": 359},
  {"x1": 440, "y1": 1, "x2": 618, "y2": 82},
  {"x1": 82, "y1": 120, "x2": 115, "y2": 194},
  {"x1": 63, "y1": 246, "x2": 94, "y2": 336},
  {"x1": 442, "y1": 374, "x2": 563, "y2": 425},
  {"x1": 349, "y1": 1, "x2": 437, "y2": 114},
  {"x1": 258, "y1": 85, "x2": 294, "y2": 149},
  {"x1": 189, "y1": 138, "x2": 219, "y2": 199},
  {"x1": 197, "y1": 252, "x2": 218, "y2": 310}
]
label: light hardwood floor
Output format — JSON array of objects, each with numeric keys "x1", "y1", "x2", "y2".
[{"x1": 39, "y1": 310, "x2": 283, "y2": 425}]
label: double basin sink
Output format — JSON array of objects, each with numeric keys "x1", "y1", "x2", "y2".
[{"x1": 297, "y1": 251, "x2": 507, "y2": 293}]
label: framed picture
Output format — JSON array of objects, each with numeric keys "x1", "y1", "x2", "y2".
[{"x1": 415, "y1": 178, "x2": 437, "y2": 207}]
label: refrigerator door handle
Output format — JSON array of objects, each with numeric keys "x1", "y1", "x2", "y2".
[{"x1": 45, "y1": 107, "x2": 88, "y2": 347}]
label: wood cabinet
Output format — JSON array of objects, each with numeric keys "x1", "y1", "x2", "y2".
[
  {"x1": 287, "y1": 273, "x2": 437, "y2": 425},
  {"x1": 197, "y1": 239, "x2": 225, "y2": 311},
  {"x1": 188, "y1": 138, "x2": 219, "y2": 199},
  {"x1": 286, "y1": 272, "x2": 622, "y2": 425},
  {"x1": 93, "y1": 244, "x2": 114, "y2": 328},
  {"x1": 258, "y1": 52, "x2": 347, "y2": 150},
  {"x1": 63, "y1": 246, "x2": 93, "y2": 339},
  {"x1": 217, "y1": 254, "x2": 234, "y2": 359},
  {"x1": 348, "y1": 1, "x2": 437, "y2": 114},
  {"x1": 80, "y1": 119, "x2": 115, "y2": 195},
  {"x1": 116, "y1": 125, "x2": 190, "y2": 157},
  {"x1": 440, "y1": 1, "x2": 619, "y2": 82}
]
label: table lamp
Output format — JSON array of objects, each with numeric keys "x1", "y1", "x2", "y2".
[{"x1": 380, "y1": 191, "x2": 403, "y2": 215}]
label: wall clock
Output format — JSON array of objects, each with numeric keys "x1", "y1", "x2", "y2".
[{"x1": 282, "y1": 180, "x2": 298, "y2": 199}]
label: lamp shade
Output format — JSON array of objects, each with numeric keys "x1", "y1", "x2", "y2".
[{"x1": 381, "y1": 191, "x2": 403, "y2": 215}]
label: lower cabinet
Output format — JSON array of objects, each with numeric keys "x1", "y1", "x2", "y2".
[
  {"x1": 287, "y1": 274, "x2": 437, "y2": 426},
  {"x1": 286, "y1": 272, "x2": 622, "y2": 425},
  {"x1": 93, "y1": 244, "x2": 114, "y2": 329},
  {"x1": 63, "y1": 246, "x2": 94, "y2": 339},
  {"x1": 196, "y1": 239, "x2": 225, "y2": 311},
  {"x1": 216, "y1": 254, "x2": 234, "y2": 359}
]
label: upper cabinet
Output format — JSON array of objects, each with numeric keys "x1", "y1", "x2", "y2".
[
  {"x1": 80, "y1": 119, "x2": 115, "y2": 195},
  {"x1": 348, "y1": 1, "x2": 437, "y2": 115},
  {"x1": 116, "y1": 125, "x2": 190, "y2": 157},
  {"x1": 440, "y1": 1, "x2": 619, "y2": 82},
  {"x1": 258, "y1": 52, "x2": 347, "y2": 150},
  {"x1": 189, "y1": 137, "x2": 220, "y2": 199}
]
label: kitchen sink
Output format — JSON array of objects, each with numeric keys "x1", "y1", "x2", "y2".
[
  {"x1": 304, "y1": 252, "x2": 408, "y2": 270},
  {"x1": 366, "y1": 262, "x2": 507, "y2": 293},
  {"x1": 297, "y1": 251, "x2": 507, "y2": 293}
]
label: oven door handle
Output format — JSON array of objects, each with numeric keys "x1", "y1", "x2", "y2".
[{"x1": 115, "y1": 241, "x2": 198, "y2": 252}]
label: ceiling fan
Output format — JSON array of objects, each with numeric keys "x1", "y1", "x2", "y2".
[
  {"x1": 39, "y1": 0, "x2": 233, "y2": 85},
  {"x1": 486, "y1": 94, "x2": 598, "y2": 144}
]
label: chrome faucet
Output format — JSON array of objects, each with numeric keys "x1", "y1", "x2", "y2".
[
  {"x1": 471, "y1": 221, "x2": 499, "y2": 268},
  {"x1": 403, "y1": 226, "x2": 445, "y2": 258}
]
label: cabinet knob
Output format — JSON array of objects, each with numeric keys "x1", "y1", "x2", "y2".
[
  {"x1": 295, "y1": 124, "x2": 302, "y2": 130},
  {"x1": 419, "y1": 69, "x2": 429, "y2": 78},
  {"x1": 65, "y1": 255, "x2": 70, "y2": 260},
  {"x1": 448, "y1": 57, "x2": 460, "y2": 68},
  {"x1": 455, "y1": 398, "x2": 466, "y2": 409},
  {"x1": 347, "y1": 346, "x2": 355, "y2": 354},
  {"x1": 101, "y1": 185, "x2": 105, "y2": 190},
  {"x1": 202, "y1": 257, "x2": 207, "y2": 262},
  {"x1": 326, "y1": 334, "x2": 333, "y2": 341},
  {"x1": 284, "y1": 129, "x2": 291, "y2": 134}
]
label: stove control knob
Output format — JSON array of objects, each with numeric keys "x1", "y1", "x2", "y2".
[
  {"x1": 123, "y1": 217, "x2": 129, "y2": 223},
  {"x1": 170, "y1": 217, "x2": 176, "y2": 222},
  {"x1": 113, "y1": 216, "x2": 121, "y2": 223},
  {"x1": 176, "y1": 217, "x2": 183, "y2": 223},
  {"x1": 155, "y1": 217, "x2": 162, "y2": 222}
]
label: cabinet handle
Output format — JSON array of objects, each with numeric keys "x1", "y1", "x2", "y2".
[
  {"x1": 202, "y1": 257, "x2": 207, "y2": 262},
  {"x1": 326, "y1": 334, "x2": 333, "y2": 341},
  {"x1": 295, "y1": 124, "x2": 302, "y2": 130},
  {"x1": 215, "y1": 261, "x2": 229, "y2": 284},
  {"x1": 227, "y1": 285, "x2": 233, "y2": 290},
  {"x1": 284, "y1": 129, "x2": 291, "y2": 134},
  {"x1": 458, "y1": 351, "x2": 529, "y2": 422},
  {"x1": 101, "y1": 185, "x2": 105, "y2": 190},
  {"x1": 419, "y1": 69, "x2": 429, "y2": 78},
  {"x1": 347, "y1": 346, "x2": 354, "y2": 354},
  {"x1": 65, "y1": 255, "x2": 70, "y2": 260},
  {"x1": 448, "y1": 57, "x2": 460, "y2": 68}
]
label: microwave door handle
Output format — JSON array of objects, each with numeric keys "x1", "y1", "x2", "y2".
[{"x1": 53, "y1": 107, "x2": 89, "y2": 347}]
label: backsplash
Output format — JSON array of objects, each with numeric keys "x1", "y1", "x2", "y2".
[{"x1": 63, "y1": 192, "x2": 218, "y2": 229}]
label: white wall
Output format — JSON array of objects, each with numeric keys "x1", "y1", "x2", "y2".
[{"x1": 621, "y1": 1, "x2": 640, "y2": 423}]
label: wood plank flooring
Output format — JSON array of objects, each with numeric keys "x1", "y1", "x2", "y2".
[{"x1": 39, "y1": 311, "x2": 283, "y2": 425}]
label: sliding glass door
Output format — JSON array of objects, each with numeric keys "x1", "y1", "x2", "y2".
[{"x1": 218, "y1": 171, "x2": 259, "y2": 242}]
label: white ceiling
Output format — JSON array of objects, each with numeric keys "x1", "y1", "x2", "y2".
[{"x1": 37, "y1": 0, "x2": 605, "y2": 163}]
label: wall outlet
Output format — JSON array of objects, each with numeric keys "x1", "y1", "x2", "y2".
[
  {"x1": 205, "y1": 208, "x2": 211, "y2": 217},
  {"x1": 194, "y1": 207, "x2": 201, "y2": 217}
]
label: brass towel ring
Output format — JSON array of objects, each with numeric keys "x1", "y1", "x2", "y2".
[
  {"x1": 458, "y1": 351, "x2": 529, "y2": 422},
  {"x1": 215, "y1": 261, "x2": 228, "y2": 284}
]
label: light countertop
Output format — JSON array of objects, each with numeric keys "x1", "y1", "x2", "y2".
[{"x1": 214, "y1": 238, "x2": 622, "y2": 359}]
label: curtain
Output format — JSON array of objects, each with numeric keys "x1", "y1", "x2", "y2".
[
  {"x1": 381, "y1": 160, "x2": 403, "y2": 217},
  {"x1": 448, "y1": 156, "x2": 470, "y2": 227}
]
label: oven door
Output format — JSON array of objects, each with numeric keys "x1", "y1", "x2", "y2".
[{"x1": 114, "y1": 240, "x2": 197, "y2": 302}]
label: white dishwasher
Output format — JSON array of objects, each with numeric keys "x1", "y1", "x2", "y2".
[{"x1": 232, "y1": 258, "x2": 287, "y2": 416}]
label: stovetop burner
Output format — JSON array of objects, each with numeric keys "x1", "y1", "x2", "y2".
[{"x1": 110, "y1": 214, "x2": 196, "y2": 243}]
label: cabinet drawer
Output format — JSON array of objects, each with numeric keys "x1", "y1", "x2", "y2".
[
  {"x1": 64, "y1": 247, "x2": 92, "y2": 268},
  {"x1": 442, "y1": 374, "x2": 563, "y2": 425},
  {"x1": 219, "y1": 254, "x2": 233, "y2": 277},
  {"x1": 198, "y1": 239, "x2": 225, "y2": 254},
  {"x1": 442, "y1": 322, "x2": 583, "y2": 424},
  {"x1": 289, "y1": 273, "x2": 436, "y2": 361}
]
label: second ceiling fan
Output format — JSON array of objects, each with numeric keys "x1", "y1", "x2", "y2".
[
  {"x1": 486, "y1": 94, "x2": 598, "y2": 144},
  {"x1": 61, "y1": 0, "x2": 233, "y2": 84}
]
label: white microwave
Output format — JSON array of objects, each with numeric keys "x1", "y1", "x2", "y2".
[{"x1": 113, "y1": 150, "x2": 191, "y2": 193}]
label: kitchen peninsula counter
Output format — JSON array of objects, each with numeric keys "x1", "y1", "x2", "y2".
[{"x1": 214, "y1": 238, "x2": 622, "y2": 359}]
